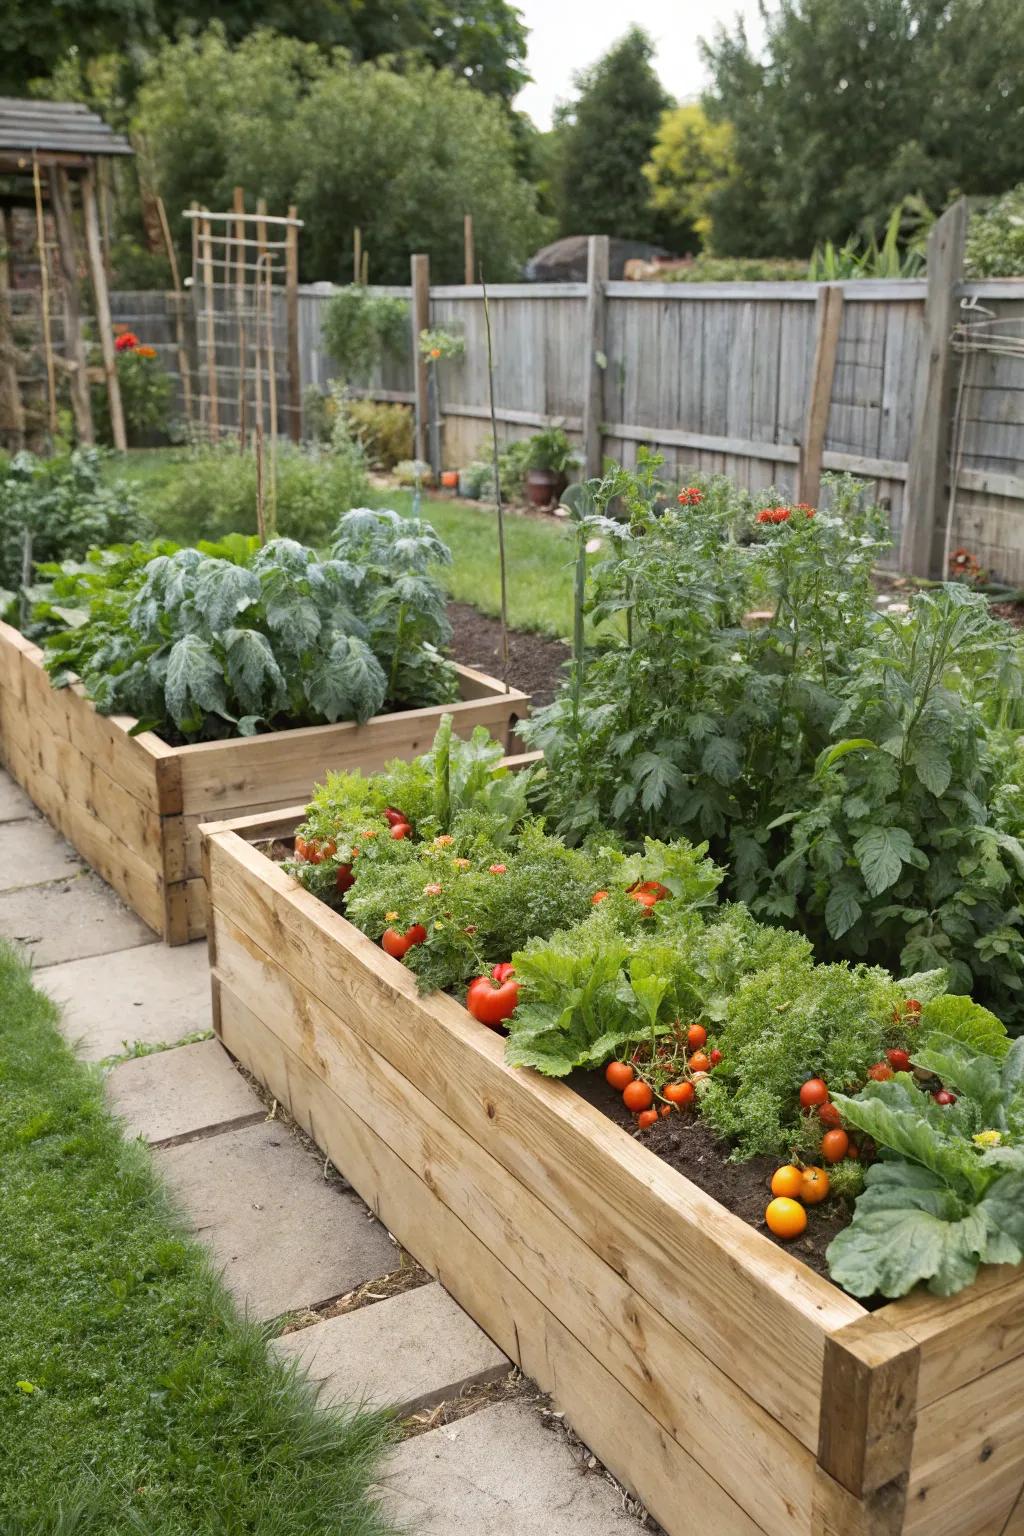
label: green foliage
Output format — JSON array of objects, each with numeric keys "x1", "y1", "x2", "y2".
[
  {"x1": 523, "y1": 428, "x2": 578, "y2": 475},
  {"x1": 551, "y1": 26, "x2": 674, "y2": 244},
  {"x1": 0, "y1": 941, "x2": 395, "y2": 1534},
  {"x1": 965, "y1": 185, "x2": 1024, "y2": 277},
  {"x1": 807, "y1": 197, "x2": 934, "y2": 279},
  {"x1": 525, "y1": 459, "x2": 1024, "y2": 1021},
  {"x1": 0, "y1": 449, "x2": 149, "y2": 606},
  {"x1": 642, "y1": 103, "x2": 736, "y2": 250},
  {"x1": 321, "y1": 288, "x2": 410, "y2": 381},
  {"x1": 657, "y1": 256, "x2": 807, "y2": 283},
  {"x1": 701, "y1": 0, "x2": 1024, "y2": 257},
  {"x1": 94, "y1": 344, "x2": 175, "y2": 444},
  {"x1": 39, "y1": 511, "x2": 457, "y2": 741},
  {"x1": 418, "y1": 328, "x2": 465, "y2": 362},
  {"x1": 140, "y1": 441, "x2": 368, "y2": 547},
  {"x1": 341, "y1": 399, "x2": 414, "y2": 470},
  {"x1": 134, "y1": 27, "x2": 547, "y2": 284},
  {"x1": 827, "y1": 1035, "x2": 1024, "y2": 1296}
]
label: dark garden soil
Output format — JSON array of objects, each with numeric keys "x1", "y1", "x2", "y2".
[
  {"x1": 572, "y1": 1068, "x2": 855, "y2": 1287},
  {"x1": 990, "y1": 601, "x2": 1024, "y2": 631},
  {"x1": 446, "y1": 601, "x2": 569, "y2": 709}
]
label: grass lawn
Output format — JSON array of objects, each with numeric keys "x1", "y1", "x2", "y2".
[
  {"x1": 0, "y1": 942, "x2": 395, "y2": 1536},
  {"x1": 107, "y1": 449, "x2": 579, "y2": 639}
]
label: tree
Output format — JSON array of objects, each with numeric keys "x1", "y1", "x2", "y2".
[
  {"x1": 702, "y1": 0, "x2": 1024, "y2": 257},
  {"x1": 642, "y1": 104, "x2": 735, "y2": 252},
  {"x1": 7, "y1": 0, "x2": 528, "y2": 105},
  {"x1": 552, "y1": 28, "x2": 673, "y2": 243},
  {"x1": 133, "y1": 27, "x2": 548, "y2": 283}
]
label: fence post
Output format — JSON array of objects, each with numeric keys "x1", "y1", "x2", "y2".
[
  {"x1": 798, "y1": 284, "x2": 843, "y2": 506},
  {"x1": 582, "y1": 235, "x2": 610, "y2": 479},
  {"x1": 411, "y1": 252, "x2": 430, "y2": 463},
  {"x1": 902, "y1": 198, "x2": 968, "y2": 577}
]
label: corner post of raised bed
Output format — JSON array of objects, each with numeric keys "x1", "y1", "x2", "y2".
[
  {"x1": 901, "y1": 196, "x2": 968, "y2": 578},
  {"x1": 411, "y1": 252, "x2": 430, "y2": 463},
  {"x1": 813, "y1": 1314, "x2": 920, "y2": 1536},
  {"x1": 582, "y1": 234, "x2": 610, "y2": 480},
  {"x1": 199, "y1": 821, "x2": 230, "y2": 1036},
  {"x1": 152, "y1": 750, "x2": 189, "y2": 944}
]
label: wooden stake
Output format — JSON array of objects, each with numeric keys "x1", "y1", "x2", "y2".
[
  {"x1": 255, "y1": 423, "x2": 267, "y2": 544},
  {"x1": 82, "y1": 168, "x2": 126, "y2": 450},
  {"x1": 411, "y1": 252, "x2": 430, "y2": 462},
  {"x1": 262, "y1": 249, "x2": 278, "y2": 535},
  {"x1": 285, "y1": 204, "x2": 300, "y2": 443},
  {"x1": 582, "y1": 235, "x2": 609, "y2": 479},
  {"x1": 798, "y1": 284, "x2": 844, "y2": 506},
  {"x1": 31, "y1": 155, "x2": 57, "y2": 437},
  {"x1": 199, "y1": 208, "x2": 219, "y2": 439},
  {"x1": 156, "y1": 192, "x2": 193, "y2": 422},
  {"x1": 360, "y1": 249, "x2": 368, "y2": 287},
  {"x1": 353, "y1": 226, "x2": 362, "y2": 285},
  {"x1": 481, "y1": 270, "x2": 510, "y2": 692},
  {"x1": 234, "y1": 186, "x2": 247, "y2": 448},
  {"x1": 50, "y1": 168, "x2": 94, "y2": 444},
  {"x1": 463, "y1": 213, "x2": 474, "y2": 287},
  {"x1": 97, "y1": 157, "x2": 114, "y2": 281},
  {"x1": 0, "y1": 207, "x2": 26, "y2": 450}
]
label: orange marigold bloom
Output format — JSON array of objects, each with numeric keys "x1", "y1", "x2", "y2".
[
  {"x1": 135, "y1": 345, "x2": 157, "y2": 359},
  {"x1": 677, "y1": 486, "x2": 703, "y2": 506},
  {"x1": 756, "y1": 506, "x2": 791, "y2": 525}
]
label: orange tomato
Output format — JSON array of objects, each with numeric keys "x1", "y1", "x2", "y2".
[
  {"x1": 663, "y1": 1080, "x2": 695, "y2": 1105},
  {"x1": 765, "y1": 1198, "x2": 807, "y2": 1239},
  {"x1": 770, "y1": 1165, "x2": 804, "y2": 1199},
  {"x1": 800, "y1": 1166, "x2": 830, "y2": 1204},
  {"x1": 622, "y1": 1080, "x2": 654, "y2": 1113},
  {"x1": 689, "y1": 1051, "x2": 710, "y2": 1074},
  {"x1": 687, "y1": 1024, "x2": 707, "y2": 1050},
  {"x1": 591, "y1": 890, "x2": 610, "y2": 905},
  {"x1": 821, "y1": 1129, "x2": 850, "y2": 1163},
  {"x1": 636, "y1": 1108, "x2": 659, "y2": 1130},
  {"x1": 605, "y1": 1061, "x2": 635, "y2": 1091}
]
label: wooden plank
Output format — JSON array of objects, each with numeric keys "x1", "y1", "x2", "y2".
[
  {"x1": 582, "y1": 236, "x2": 610, "y2": 478},
  {"x1": 880, "y1": 1266, "x2": 1024, "y2": 1407},
  {"x1": 213, "y1": 913, "x2": 816, "y2": 1536},
  {"x1": 958, "y1": 466, "x2": 1024, "y2": 501},
  {"x1": 604, "y1": 279, "x2": 927, "y2": 302},
  {"x1": 822, "y1": 450, "x2": 908, "y2": 481},
  {"x1": 798, "y1": 286, "x2": 844, "y2": 505},
  {"x1": 608, "y1": 420, "x2": 800, "y2": 463},
  {"x1": 444, "y1": 403, "x2": 583, "y2": 433},
  {"x1": 817, "y1": 1315, "x2": 919, "y2": 1497},
  {"x1": 216, "y1": 985, "x2": 771, "y2": 1536},
  {"x1": 428, "y1": 284, "x2": 589, "y2": 300},
  {"x1": 82, "y1": 168, "x2": 125, "y2": 450},
  {"x1": 902, "y1": 199, "x2": 968, "y2": 575},
  {"x1": 411, "y1": 253, "x2": 430, "y2": 461},
  {"x1": 205, "y1": 831, "x2": 864, "y2": 1453}
]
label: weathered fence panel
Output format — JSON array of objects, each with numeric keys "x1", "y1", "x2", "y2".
[{"x1": 111, "y1": 271, "x2": 1024, "y2": 583}]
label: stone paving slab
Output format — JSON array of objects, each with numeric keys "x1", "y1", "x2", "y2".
[
  {"x1": 158, "y1": 1120, "x2": 396, "y2": 1320},
  {"x1": 0, "y1": 871, "x2": 154, "y2": 968},
  {"x1": 106, "y1": 1037, "x2": 263, "y2": 1145},
  {"x1": 0, "y1": 773, "x2": 34, "y2": 823},
  {"x1": 377, "y1": 1400, "x2": 638, "y2": 1534},
  {"x1": 0, "y1": 816, "x2": 85, "y2": 891},
  {"x1": 273, "y1": 1282, "x2": 508, "y2": 1415},
  {"x1": 36, "y1": 938, "x2": 207, "y2": 1060}
]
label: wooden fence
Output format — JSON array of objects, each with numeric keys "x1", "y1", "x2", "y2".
[{"x1": 112, "y1": 209, "x2": 1024, "y2": 583}]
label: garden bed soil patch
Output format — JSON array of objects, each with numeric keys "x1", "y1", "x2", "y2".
[
  {"x1": 446, "y1": 602, "x2": 568, "y2": 709},
  {"x1": 571, "y1": 1069, "x2": 853, "y2": 1286},
  {"x1": 990, "y1": 599, "x2": 1024, "y2": 631}
]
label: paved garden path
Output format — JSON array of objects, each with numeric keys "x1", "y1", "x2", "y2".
[{"x1": 0, "y1": 766, "x2": 642, "y2": 1534}]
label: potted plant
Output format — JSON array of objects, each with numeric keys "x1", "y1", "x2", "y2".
[{"x1": 524, "y1": 427, "x2": 578, "y2": 508}]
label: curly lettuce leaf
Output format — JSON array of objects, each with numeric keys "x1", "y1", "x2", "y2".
[{"x1": 919, "y1": 994, "x2": 1009, "y2": 1059}]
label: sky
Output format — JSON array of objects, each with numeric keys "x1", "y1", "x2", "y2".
[{"x1": 513, "y1": 0, "x2": 767, "y2": 128}]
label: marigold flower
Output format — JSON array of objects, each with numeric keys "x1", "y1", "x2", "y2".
[
  {"x1": 430, "y1": 347, "x2": 441, "y2": 359},
  {"x1": 453, "y1": 857, "x2": 471, "y2": 870},
  {"x1": 677, "y1": 486, "x2": 703, "y2": 506},
  {"x1": 756, "y1": 506, "x2": 792, "y2": 525},
  {"x1": 434, "y1": 834, "x2": 454, "y2": 847},
  {"x1": 115, "y1": 331, "x2": 139, "y2": 352},
  {"x1": 973, "y1": 1129, "x2": 1003, "y2": 1147},
  {"x1": 385, "y1": 910, "x2": 399, "y2": 922},
  {"x1": 423, "y1": 882, "x2": 443, "y2": 896},
  {"x1": 135, "y1": 344, "x2": 157, "y2": 359}
]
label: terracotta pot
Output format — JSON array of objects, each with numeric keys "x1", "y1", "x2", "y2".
[
  {"x1": 526, "y1": 467, "x2": 568, "y2": 508},
  {"x1": 440, "y1": 470, "x2": 459, "y2": 489}
]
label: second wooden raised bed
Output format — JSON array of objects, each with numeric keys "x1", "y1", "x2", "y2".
[
  {"x1": 201, "y1": 806, "x2": 1024, "y2": 1536},
  {"x1": 0, "y1": 618, "x2": 526, "y2": 942}
]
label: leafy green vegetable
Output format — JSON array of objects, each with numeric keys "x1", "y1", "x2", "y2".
[
  {"x1": 918, "y1": 994, "x2": 1009, "y2": 1059},
  {"x1": 828, "y1": 1035, "x2": 1024, "y2": 1296}
]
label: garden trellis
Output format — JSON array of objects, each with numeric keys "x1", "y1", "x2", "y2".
[{"x1": 183, "y1": 199, "x2": 303, "y2": 457}]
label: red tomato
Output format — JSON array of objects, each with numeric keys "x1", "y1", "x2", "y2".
[
  {"x1": 821, "y1": 1129, "x2": 850, "y2": 1163},
  {"x1": 933, "y1": 1089, "x2": 957, "y2": 1105},
  {"x1": 633, "y1": 880, "x2": 671, "y2": 901},
  {"x1": 886, "y1": 1049, "x2": 911, "y2": 1071},
  {"x1": 335, "y1": 863, "x2": 355, "y2": 894},
  {"x1": 390, "y1": 822, "x2": 412, "y2": 840},
  {"x1": 689, "y1": 1051, "x2": 710, "y2": 1074},
  {"x1": 709, "y1": 1048, "x2": 722, "y2": 1066},
  {"x1": 628, "y1": 890, "x2": 659, "y2": 909},
  {"x1": 294, "y1": 835, "x2": 310, "y2": 860},
  {"x1": 636, "y1": 1109, "x2": 659, "y2": 1130},
  {"x1": 622, "y1": 1080, "x2": 654, "y2": 1113},
  {"x1": 488, "y1": 863, "x2": 508, "y2": 875},
  {"x1": 799, "y1": 1078, "x2": 829, "y2": 1107},
  {"x1": 383, "y1": 807, "x2": 407, "y2": 827},
  {"x1": 466, "y1": 975, "x2": 519, "y2": 1027},
  {"x1": 605, "y1": 1061, "x2": 635, "y2": 1091},
  {"x1": 904, "y1": 998, "x2": 922, "y2": 1016},
  {"x1": 663, "y1": 1080, "x2": 694, "y2": 1105},
  {"x1": 867, "y1": 1062, "x2": 894, "y2": 1082},
  {"x1": 381, "y1": 923, "x2": 427, "y2": 959},
  {"x1": 591, "y1": 890, "x2": 610, "y2": 905},
  {"x1": 687, "y1": 1024, "x2": 707, "y2": 1051},
  {"x1": 492, "y1": 962, "x2": 516, "y2": 983}
]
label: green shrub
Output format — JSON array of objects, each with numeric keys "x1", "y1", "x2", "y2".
[
  {"x1": 321, "y1": 287, "x2": 409, "y2": 380},
  {"x1": 660, "y1": 255, "x2": 807, "y2": 282},
  {"x1": 342, "y1": 399, "x2": 414, "y2": 469},
  {"x1": 965, "y1": 185, "x2": 1024, "y2": 277},
  {"x1": 145, "y1": 440, "x2": 368, "y2": 547}
]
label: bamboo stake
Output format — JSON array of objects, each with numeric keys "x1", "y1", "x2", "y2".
[
  {"x1": 285, "y1": 203, "x2": 300, "y2": 443},
  {"x1": 50, "y1": 167, "x2": 93, "y2": 444},
  {"x1": 234, "y1": 186, "x2": 247, "y2": 449},
  {"x1": 200, "y1": 209, "x2": 219, "y2": 439},
  {"x1": 82, "y1": 169, "x2": 126, "y2": 450},
  {"x1": 463, "y1": 213, "x2": 474, "y2": 287},
  {"x1": 263, "y1": 249, "x2": 278, "y2": 535},
  {"x1": 255, "y1": 422, "x2": 267, "y2": 544},
  {"x1": 353, "y1": 226, "x2": 362, "y2": 285},
  {"x1": 31, "y1": 155, "x2": 57, "y2": 436},
  {"x1": 361, "y1": 249, "x2": 368, "y2": 286},
  {"x1": 480, "y1": 269, "x2": 510, "y2": 691},
  {"x1": 156, "y1": 193, "x2": 193, "y2": 422}
]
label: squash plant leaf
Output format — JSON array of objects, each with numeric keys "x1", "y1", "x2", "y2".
[{"x1": 165, "y1": 634, "x2": 229, "y2": 731}]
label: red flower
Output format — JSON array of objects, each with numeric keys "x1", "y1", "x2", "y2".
[
  {"x1": 115, "y1": 332, "x2": 139, "y2": 353},
  {"x1": 756, "y1": 506, "x2": 791, "y2": 525},
  {"x1": 677, "y1": 486, "x2": 703, "y2": 506},
  {"x1": 794, "y1": 502, "x2": 816, "y2": 518}
]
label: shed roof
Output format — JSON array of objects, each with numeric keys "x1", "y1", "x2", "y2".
[{"x1": 0, "y1": 98, "x2": 133, "y2": 159}]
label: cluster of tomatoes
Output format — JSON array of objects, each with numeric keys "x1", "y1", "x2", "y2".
[
  {"x1": 604, "y1": 1023, "x2": 722, "y2": 1132},
  {"x1": 294, "y1": 805, "x2": 414, "y2": 896},
  {"x1": 764, "y1": 1163, "x2": 830, "y2": 1239},
  {"x1": 592, "y1": 879, "x2": 673, "y2": 912}
]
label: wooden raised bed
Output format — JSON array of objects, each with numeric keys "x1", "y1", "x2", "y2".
[
  {"x1": 202, "y1": 807, "x2": 1024, "y2": 1536},
  {"x1": 0, "y1": 618, "x2": 526, "y2": 943}
]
